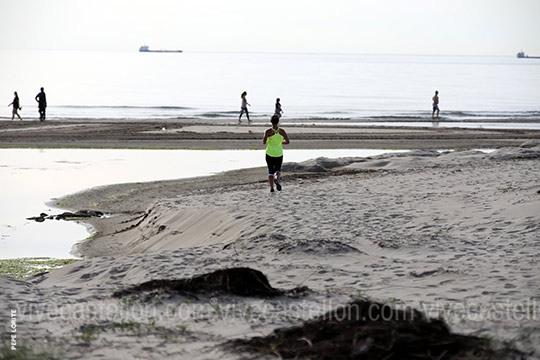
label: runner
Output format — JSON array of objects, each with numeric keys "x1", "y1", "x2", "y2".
[{"x1": 263, "y1": 115, "x2": 290, "y2": 194}]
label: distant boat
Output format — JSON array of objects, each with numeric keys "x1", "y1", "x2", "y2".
[
  {"x1": 139, "y1": 45, "x2": 183, "y2": 53},
  {"x1": 517, "y1": 50, "x2": 540, "y2": 59}
]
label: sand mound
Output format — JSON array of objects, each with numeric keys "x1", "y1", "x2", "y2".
[
  {"x1": 519, "y1": 139, "x2": 540, "y2": 148},
  {"x1": 283, "y1": 156, "x2": 358, "y2": 173},
  {"x1": 283, "y1": 150, "x2": 443, "y2": 172},
  {"x1": 79, "y1": 201, "x2": 254, "y2": 256},
  {"x1": 223, "y1": 234, "x2": 364, "y2": 258},
  {"x1": 230, "y1": 299, "x2": 523, "y2": 360},
  {"x1": 488, "y1": 144, "x2": 540, "y2": 160},
  {"x1": 284, "y1": 144, "x2": 540, "y2": 173}
]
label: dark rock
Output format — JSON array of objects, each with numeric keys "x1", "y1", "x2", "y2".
[
  {"x1": 27, "y1": 209, "x2": 104, "y2": 223},
  {"x1": 75, "y1": 210, "x2": 104, "y2": 217}
]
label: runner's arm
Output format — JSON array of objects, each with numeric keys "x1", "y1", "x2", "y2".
[
  {"x1": 280, "y1": 129, "x2": 290, "y2": 144},
  {"x1": 263, "y1": 129, "x2": 270, "y2": 144}
]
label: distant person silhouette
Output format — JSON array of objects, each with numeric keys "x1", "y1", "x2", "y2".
[
  {"x1": 239, "y1": 91, "x2": 251, "y2": 123},
  {"x1": 8, "y1": 91, "x2": 23, "y2": 121},
  {"x1": 432, "y1": 90, "x2": 440, "y2": 120},
  {"x1": 35, "y1": 87, "x2": 47, "y2": 121},
  {"x1": 274, "y1": 98, "x2": 283, "y2": 118}
]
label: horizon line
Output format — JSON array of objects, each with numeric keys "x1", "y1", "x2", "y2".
[{"x1": 0, "y1": 47, "x2": 527, "y2": 58}]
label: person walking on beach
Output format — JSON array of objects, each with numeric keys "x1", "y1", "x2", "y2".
[
  {"x1": 239, "y1": 91, "x2": 250, "y2": 123},
  {"x1": 8, "y1": 91, "x2": 23, "y2": 121},
  {"x1": 432, "y1": 90, "x2": 440, "y2": 120},
  {"x1": 35, "y1": 87, "x2": 47, "y2": 121},
  {"x1": 263, "y1": 115, "x2": 290, "y2": 194},
  {"x1": 274, "y1": 98, "x2": 283, "y2": 118}
]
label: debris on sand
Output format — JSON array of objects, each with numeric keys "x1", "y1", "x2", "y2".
[
  {"x1": 112, "y1": 267, "x2": 309, "y2": 299},
  {"x1": 27, "y1": 210, "x2": 104, "y2": 222},
  {"x1": 229, "y1": 299, "x2": 523, "y2": 360}
]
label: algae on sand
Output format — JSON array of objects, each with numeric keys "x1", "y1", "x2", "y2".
[{"x1": 0, "y1": 257, "x2": 79, "y2": 280}]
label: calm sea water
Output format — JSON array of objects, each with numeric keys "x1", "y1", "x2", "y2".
[{"x1": 1, "y1": 50, "x2": 539, "y2": 122}]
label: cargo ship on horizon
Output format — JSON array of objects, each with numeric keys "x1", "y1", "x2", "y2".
[
  {"x1": 517, "y1": 50, "x2": 540, "y2": 59},
  {"x1": 139, "y1": 45, "x2": 183, "y2": 53}
]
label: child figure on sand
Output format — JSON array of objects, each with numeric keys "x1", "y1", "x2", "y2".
[
  {"x1": 8, "y1": 91, "x2": 23, "y2": 121},
  {"x1": 263, "y1": 115, "x2": 290, "y2": 194},
  {"x1": 239, "y1": 91, "x2": 251, "y2": 123}
]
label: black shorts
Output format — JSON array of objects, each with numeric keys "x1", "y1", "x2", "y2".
[{"x1": 266, "y1": 154, "x2": 283, "y2": 175}]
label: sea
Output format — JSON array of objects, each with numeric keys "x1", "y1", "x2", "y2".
[{"x1": 1, "y1": 49, "x2": 539, "y2": 123}]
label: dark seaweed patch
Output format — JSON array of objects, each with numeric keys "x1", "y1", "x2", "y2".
[
  {"x1": 112, "y1": 267, "x2": 308, "y2": 299},
  {"x1": 229, "y1": 299, "x2": 523, "y2": 359}
]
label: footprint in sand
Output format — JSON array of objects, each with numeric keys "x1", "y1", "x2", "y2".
[{"x1": 79, "y1": 272, "x2": 100, "y2": 280}]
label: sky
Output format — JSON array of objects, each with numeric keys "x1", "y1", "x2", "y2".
[{"x1": 1, "y1": 0, "x2": 539, "y2": 55}]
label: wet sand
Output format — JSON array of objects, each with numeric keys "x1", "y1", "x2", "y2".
[{"x1": 0, "y1": 118, "x2": 539, "y2": 149}]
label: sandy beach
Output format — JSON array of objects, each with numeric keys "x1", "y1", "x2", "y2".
[{"x1": 1, "y1": 121, "x2": 540, "y2": 359}]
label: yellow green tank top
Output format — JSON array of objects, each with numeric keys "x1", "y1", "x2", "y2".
[{"x1": 266, "y1": 128, "x2": 284, "y2": 157}]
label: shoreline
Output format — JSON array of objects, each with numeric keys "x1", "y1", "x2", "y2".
[{"x1": 2, "y1": 116, "x2": 540, "y2": 123}]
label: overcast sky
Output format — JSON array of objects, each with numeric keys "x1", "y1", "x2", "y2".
[{"x1": 1, "y1": 0, "x2": 539, "y2": 55}]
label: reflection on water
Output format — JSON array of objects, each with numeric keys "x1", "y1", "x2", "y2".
[{"x1": 0, "y1": 148, "x2": 404, "y2": 259}]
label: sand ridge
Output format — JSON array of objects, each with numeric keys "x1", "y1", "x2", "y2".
[{"x1": 81, "y1": 203, "x2": 255, "y2": 255}]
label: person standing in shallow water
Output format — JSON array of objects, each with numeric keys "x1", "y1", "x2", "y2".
[
  {"x1": 239, "y1": 91, "x2": 250, "y2": 123},
  {"x1": 8, "y1": 91, "x2": 23, "y2": 121},
  {"x1": 35, "y1": 87, "x2": 47, "y2": 121},
  {"x1": 263, "y1": 115, "x2": 290, "y2": 194},
  {"x1": 432, "y1": 90, "x2": 440, "y2": 120},
  {"x1": 274, "y1": 98, "x2": 283, "y2": 118}
]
